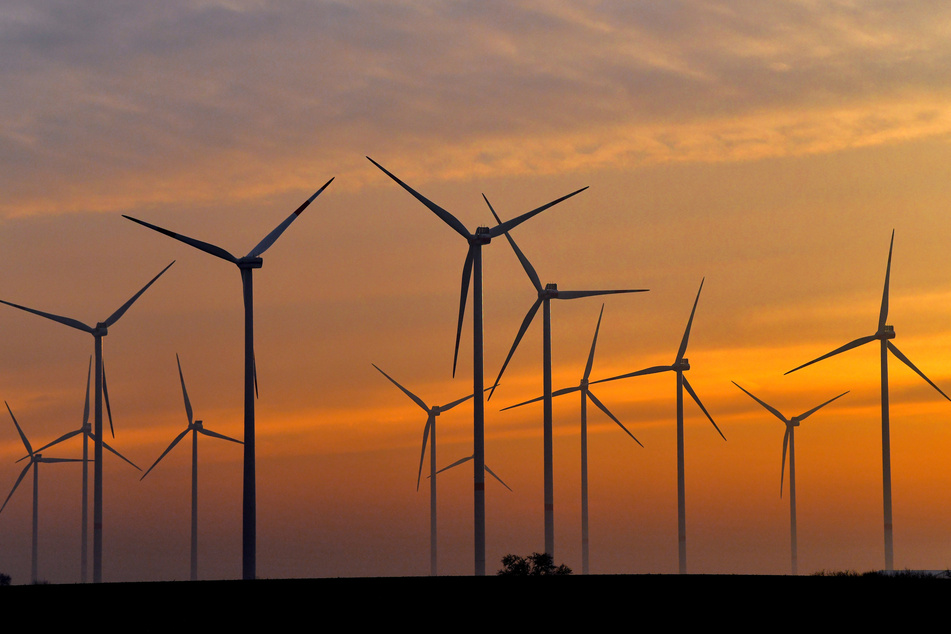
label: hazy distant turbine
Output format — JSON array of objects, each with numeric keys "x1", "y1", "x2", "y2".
[
  {"x1": 732, "y1": 382, "x2": 848, "y2": 574},
  {"x1": 502, "y1": 305, "x2": 642, "y2": 574},
  {"x1": 785, "y1": 230, "x2": 950, "y2": 571},
  {"x1": 592, "y1": 280, "x2": 725, "y2": 574},
  {"x1": 0, "y1": 262, "x2": 174, "y2": 583},
  {"x1": 123, "y1": 177, "x2": 332, "y2": 580},
  {"x1": 368, "y1": 156, "x2": 585, "y2": 575}
]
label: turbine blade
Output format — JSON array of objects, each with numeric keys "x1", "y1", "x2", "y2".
[
  {"x1": 434, "y1": 454, "x2": 473, "y2": 476},
  {"x1": 123, "y1": 215, "x2": 238, "y2": 264},
  {"x1": 879, "y1": 230, "x2": 894, "y2": 331},
  {"x1": 500, "y1": 385, "x2": 581, "y2": 412},
  {"x1": 483, "y1": 195, "x2": 543, "y2": 292},
  {"x1": 0, "y1": 300, "x2": 93, "y2": 334},
  {"x1": 677, "y1": 279, "x2": 704, "y2": 362},
  {"x1": 176, "y1": 354, "x2": 194, "y2": 426},
  {"x1": 488, "y1": 187, "x2": 589, "y2": 238},
  {"x1": 103, "y1": 261, "x2": 175, "y2": 328},
  {"x1": 488, "y1": 298, "x2": 542, "y2": 400},
  {"x1": 781, "y1": 426, "x2": 790, "y2": 498},
  {"x1": 683, "y1": 376, "x2": 726, "y2": 441},
  {"x1": 784, "y1": 334, "x2": 878, "y2": 375},
  {"x1": 588, "y1": 389, "x2": 643, "y2": 447},
  {"x1": 253, "y1": 350, "x2": 259, "y2": 399},
  {"x1": 83, "y1": 356, "x2": 91, "y2": 428},
  {"x1": 556, "y1": 289, "x2": 649, "y2": 300},
  {"x1": 372, "y1": 364, "x2": 429, "y2": 413},
  {"x1": 33, "y1": 429, "x2": 82, "y2": 455},
  {"x1": 102, "y1": 359, "x2": 115, "y2": 438},
  {"x1": 440, "y1": 392, "x2": 476, "y2": 412},
  {"x1": 887, "y1": 341, "x2": 951, "y2": 402},
  {"x1": 6, "y1": 402, "x2": 32, "y2": 456},
  {"x1": 197, "y1": 427, "x2": 242, "y2": 444},
  {"x1": 590, "y1": 365, "x2": 673, "y2": 385},
  {"x1": 0, "y1": 463, "x2": 32, "y2": 515},
  {"x1": 796, "y1": 391, "x2": 850, "y2": 421},
  {"x1": 417, "y1": 415, "x2": 433, "y2": 492},
  {"x1": 247, "y1": 178, "x2": 333, "y2": 258},
  {"x1": 453, "y1": 247, "x2": 474, "y2": 378},
  {"x1": 140, "y1": 429, "x2": 189, "y2": 480},
  {"x1": 732, "y1": 382, "x2": 788, "y2": 424},
  {"x1": 366, "y1": 157, "x2": 471, "y2": 239},
  {"x1": 101, "y1": 439, "x2": 142, "y2": 470},
  {"x1": 38, "y1": 457, "x2": 84, "y2": 464},
  {"x1": 484, "y1": 464, "x2": 513, "y2": 492},
  {"x1": 583, "y1": 305, "x2": 605, "y2": 382}
]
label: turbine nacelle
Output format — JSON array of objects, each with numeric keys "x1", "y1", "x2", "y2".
[
  {"x1": 674, "y1": 358, "x2": 690, "y2": 372},
  {"x1": 877, "y1": 324, "x2": 896, "y2": 340},
  {"x1": 238, "y1": 257, "x2": 264, "y2": 270},
  {"x1": 94, "y1": 324, "x2": 108, "y2": 336},
  {"x1": 473, "y1": 226, "x2": 491, "y2": 244}
]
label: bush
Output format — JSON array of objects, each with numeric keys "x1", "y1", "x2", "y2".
[{"x1": 497, "y1": 552, "x2": 572, "y2": 576}]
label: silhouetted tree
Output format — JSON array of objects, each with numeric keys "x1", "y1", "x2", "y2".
[
  {"x1": 0, "y1": 572, "x2": 10, "y2": 586},
  {"x1": 497, "y1": 552, "x2": 572, "y2": 576}
]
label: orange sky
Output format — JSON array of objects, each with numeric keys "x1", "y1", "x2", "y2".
[{"x1": 2, "y1": 1, "x2": 951, "y2": 582}]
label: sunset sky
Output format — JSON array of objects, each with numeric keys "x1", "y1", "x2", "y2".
[{"x1": 2, "y1": 1, "x2": 951, "y2": 582}]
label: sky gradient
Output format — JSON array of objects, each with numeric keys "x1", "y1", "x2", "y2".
[{"x1": 2, "y1": 1, "x2": 951, "y2": 582}]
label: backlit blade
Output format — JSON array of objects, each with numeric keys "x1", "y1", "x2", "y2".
[
  {"x1": 247, "y1": 178, "x2": 333, "y2": 258},
  {"x1": 488, "y1": 187, "x2": 588, "y2": 238},
  {"x1": 417, "y1": 415, "x2": 433, "y2": 492},
  {"x1": 453, "y1": 247, "x2": 474, "y2": 378},
  {"x1": 683, "y1": 376, "x2": 725, "y2": 441},
  {"x1": 197, "y1": 427, "x2": 242, "y2": 444},
  {"x1": 140, "y1": 429, "x2": 189, "y2": 480},
  {"x1": 372, "y1": 364, "x2": 429, "y2": 413},
  {"x1": 103, "y1": 359, "x2": 115, "y2": 438},
  {"x1": 588, "y1": 389, "x2": 643, "y2": 447},
  {"x1": 123, "y1": 215, "x2": 238, "y2": 264},
  {"x1": 100, "y1": 438, "x2": 141, "y2": 470},
  {"x1": 367, "y1": 157, "x2": 470, "y2": 239},
  {"x1": 483, "y1": 195, "x2": 542, "y2": 293},
  {"x1": 434, "y1": 455, "x2": 472, "y2": 475},
  {"x1": 488, "y1": 298, "x2": 542, "y2": 400},
  {"x1": 0, "y1": 300, "x2": 93, "y2": 334},
  {"x1": 879, "y1": 230, "x2": 894, "y2": 331},
  {"x1": 590, "y1": 365, "x2": 673, "y2": 385},
  {"x1": 500, "y1": 385, "x2": 581, "y2": 412},
  {"x1": 6, "y1": 402, "x2": 32, "y2": 456},
  {"x1": 484, "y1": 464, "x2": 513, "y2": 491},
  {"x1": 887, "y1": 341, "x2": 951, "y2": 402},
  {"x1": 440, "y1": 392, "x2": 476, "y2": 412},
  {"x1": 556, "y1": 289, "x2": 648, "y2": 300},
  {"x1": 176, "y1": 354, "x2": 194, "y2": 426},
  {"x1": 781, "y1": 426, "x2": 790, "y2": 498},
  {"x1": 103, "y1": 261, "x2": 175, "y2": 328},
  {"x1": 784, "y1": 334, "x2": 877, "y2": 375},
  {"x1": 83, "y1": 356, "x2": 91, "y2": 428},
  {"x1": 796, "y1": 391, "x2": 850, "y2": 421},
  {"x1": 677, "y1": 279, "x2": 704, "y2": 363},
  {"x1": 583, "y1": 305, "x2": 605, "y2": 382},
  {"x1": 732, "y1": 382, "x2": 787, "y2": 424},
  {"x1": 33, "y1": 429, "x2": 82, "y2": 455},
  {"x1": 0, "y1": 463, "x2": 32, "y2": 515}
]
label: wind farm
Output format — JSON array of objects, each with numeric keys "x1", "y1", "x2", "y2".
[{"x1": 5, "y1": 2, "x2": 951, "y2": 586}]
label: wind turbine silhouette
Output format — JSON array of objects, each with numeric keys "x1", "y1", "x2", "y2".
[
  {"x1": 591, "y1": 279, "x2": 724, "y2": 574},
  {"x1": 732, "y1": 382, "x2": 848, "y2": 575},
  {"x1": 1, "y1": 402, "x2": 83, "y2": 584},
  {"x1": 123, "y1": 177, "x2": 333, "y2": 580},
  {"x1": 372, "y1": 363, "x2": 478, "y2": 576},
  {"x1": 31, "y1": 357, "x2": 140, "y2": 582},
  {"x1": 501, "y1": 305, "x2": 642, "y2": 574},
  {"x1": 367, "y1": 156, "x2": 585, "y2": 575},
  {"x1": 140, "y1": 354, "x2": 242, "y2": 581},
  {"x1": 784, "y1": 230, "x2": 950, "y2": 571},
  {"x1": 0, "y1": 261, "x2": 173, "y2": 583},
  {"x1": 485, "y1": 200, "x2": 647, "y2": 560}
]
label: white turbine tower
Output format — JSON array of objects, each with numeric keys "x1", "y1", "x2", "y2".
[
  {"x1": 485, "y1": 200, "x2": 647, "y2": 560},
  {"x1": 367, "y1": 156, "x2": 585, "y2": 575},
  {"x1": 32, "y1": 357, "x2": 140, "y2": 582},
  {"x1": 591, "y1": 279, "x2": 725, "y2": 574},
  {"x1": 372, "y1": 363, "x2": 477, "y2": 576},
  {"x1": 140, "y1": 354, "x2": 242, "y2": 581},
  {"x1": 0, "y1": 261, "x2": 174, "y2": 583},
  {"x1": 1, "y1": 402, "x2": 83, "y2": 584},
  {"x1": 501, "y1": 305, "x2": 642, "y2": 574},
  {"x1": 123, "y1": 177, "x2": 333, "y2": 580},
  {"x1": 785, "y1": 230, "x2": 950, "y2": 571},
  {"x1": 732, "y1": 382, "x2": 848, "y2": 574}
]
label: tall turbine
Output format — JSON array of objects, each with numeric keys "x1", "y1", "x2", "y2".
[
  {"x1": 367, "y1": 156, "x2": 586, "y2": 575},
  {"x1": 33, "y1": 357, "x2": 140, "y2": 582},
  {"x1": 123, "y1": 177, "x2": 333, "y2": 580},
  {"x1": 591, "y1": 279, "x2": 725, "y2": 574},
  {"x1": 785, "y1": 230, "x2": 950, "y2": 571},
  {"x1": 372, "y1": 363, "x2": 477, "y2": 576},
  {"x1": 1, "y1": 402, "x2": 82, "y2": 584},
  {"x1": 732, "y1": 382, "x2": 848, "y2": 574},
  {"x1": 501, "y1": 305, "x2": 642, "y2": 574},
  {"x1": 0, "y1": 261, "x2": 173, "y2": 583},
  {"x1": 485, "y1": 201, "x2": 647, "y2": 560},
  {"x1": 140, "y1": 354, "x2": 242, "y2": 581}
]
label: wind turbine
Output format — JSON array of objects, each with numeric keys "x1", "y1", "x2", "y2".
[
  {"x1": 31, "y1": 357, "x2": 140, "y2": 582},
  {"x1": 367, "y1": 156, "x2": 585, "y2": 575},
  {"x1": 371, "y1": 363, "x2": 477, "y2": 576},
  {"x1": 0, "y1": 261, "x2": 173, "y2": 583},
  {"x1": 140, "y1": 354, "x2": 242, "y2": 581},
  {"x1": 501, "y1": 305, "x2": 642, "y2": 574},
  {"x1": 123, "y1": 177, "x2": 333, "y2": 580},
  {"x1": 1, "y1": 402, "x2": 83, "y2": 584},
  {"x1": 785, "y1": 230, "x2": 950, "y2": 571},
  {"x1": 591, "y1": 279, "x2": 725, "y2": 574},
  {"x1": 732, "y1": 382, "x2": 848, "y2": 575},
  {"x1": 485, "y1": 199, "x2": 647, "y2": 560}
]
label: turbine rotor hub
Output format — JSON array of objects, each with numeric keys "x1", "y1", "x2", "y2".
[
  {"x1": 542, "y1": 282, "x2": 558, "y2": 299},
  {"x1": 238, "y1": 257, "x2": 264, "y2": 270},
  {"x1": 474, "y1": 226, "x2": 491, "y2": 245}
]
